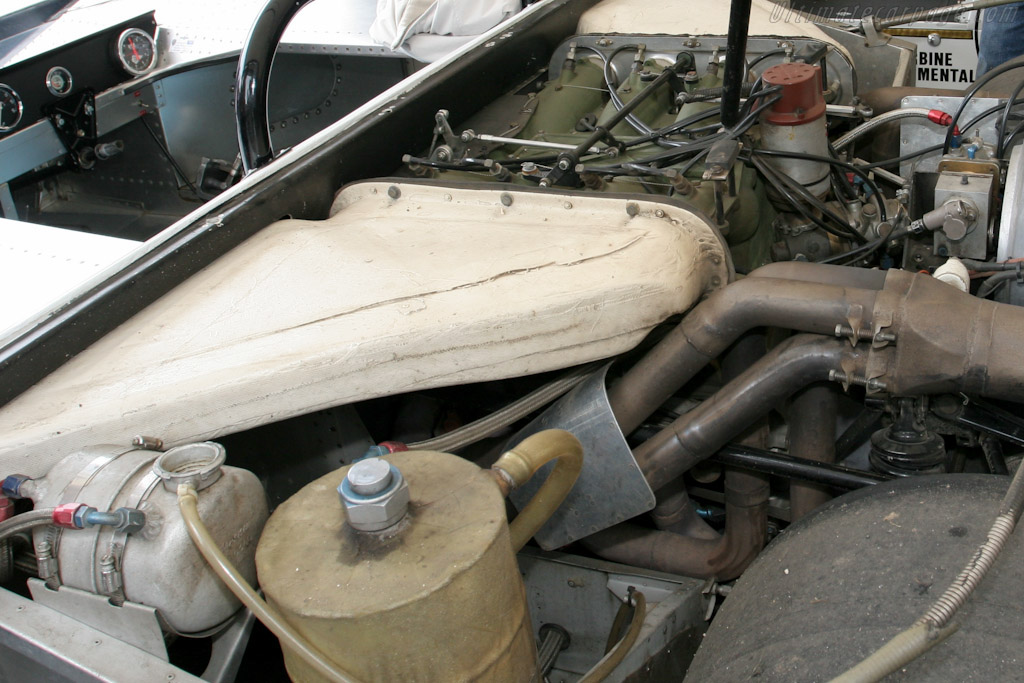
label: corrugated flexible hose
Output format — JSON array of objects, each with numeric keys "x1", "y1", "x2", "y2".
[{"x1": 831, "y1": 460, "x2": 1024, "y2": 682}]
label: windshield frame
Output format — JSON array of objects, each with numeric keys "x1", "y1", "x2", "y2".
[{"x1": 0, "y1": 0, "x2": 76, "y2": 63}]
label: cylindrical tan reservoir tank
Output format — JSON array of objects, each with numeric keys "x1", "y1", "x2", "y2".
[{"x1": 255, "y1": 450, "x2": 537, "y2": 682}]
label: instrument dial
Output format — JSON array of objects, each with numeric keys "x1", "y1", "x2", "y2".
[
  {"x1": 46, "y1": 66, "x2": 73, "y2": 97},
  {"x1": 0, "y1": 84, "x2": 23, "y2": 132},
  {"x1": 116, "y1": 28, "x2": 157, "y2": 76}
]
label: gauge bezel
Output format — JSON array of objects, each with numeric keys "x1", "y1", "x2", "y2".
[
  {"x1": 45, "y1": 66, "x2": 74, "y2": 97},
  {"x1": 116, "y1": 28, "x2": 158, "y2": 77},
  {"x1": 0, "y1": 84, "x2": 23, "y2": 132}
]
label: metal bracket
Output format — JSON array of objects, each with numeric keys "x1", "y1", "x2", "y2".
[
  {"x1": 860, "y1": 15, "x2": 889, "y2": 47},
  {"x1": 201, "y1": 608, "x2": 256, "y2": 683},
  {"x1": 43, "y1": 90, "x2": 98, "y2": 170},
  {"x1": 871, "y1": 310, "x2": 896, "y2": 348},
  {"x1": 607, "y1": 575, "x2": 677, "y2": 605},
  {"x1": 703, "y1": 140, "x2": 741, "y2": 229},
  {"x1": 951, "y1": 395, "x2": 1024, "y2": 447},
  {"x1": 834, "y1": 303, "x2": 866, "y2": 346},
  {"x1": 700, "y1": 579, "x2": 732, "y2": 621},
  {"x1": 27, "y1": 578, "x2": 168, "y2": 659},
  {"x1": 0, "y1": 182, "x2": 16, "y2": 219},
  {"x1": 430, "y1": 109, "x2": 466, "y2": 161},
  {"x1": 507, "y1": 364, "x2": 656, "y2": 549}
]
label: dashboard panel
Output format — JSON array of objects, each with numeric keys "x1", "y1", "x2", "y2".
[{"x1": 0, "y1": 12, "x2": 157, "y2": 139}]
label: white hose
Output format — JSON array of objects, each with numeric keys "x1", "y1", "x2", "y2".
[
  {"x1": 833, "y1": 109, "x2": 937, "y2": 151},
  {"x1": 178, "y1": 485, "x2": 359, "y2": 683},
  {"x1": 408, "y1": 362, "x2": 599, "y2": 452}
]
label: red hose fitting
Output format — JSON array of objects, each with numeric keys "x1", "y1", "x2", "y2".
[
  {"x1": 928, "y1": 110, "x2": 953, "y2": 126},
  {"x1": 52, "y1": 503, "x2": 86, "y2": 529},
  {"x1": 0, "y1": 495, "x2": 12, "y2": 522},
  {"x1": 377, "y1": 441, "x2": 409, "y2": 453}
]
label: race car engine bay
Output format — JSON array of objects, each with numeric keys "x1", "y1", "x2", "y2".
[{"x1": 3, "y1": 1, "x2": 1024, "y2": 681}]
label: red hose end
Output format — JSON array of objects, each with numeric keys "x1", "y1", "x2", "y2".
[
  {"x1": 377, "y1": 441, "x2": 409, "y2": 453},
  {"x1": 52, "y1": 503, "x2": 86, "y2": 529},
  {"x1": 0, "y1": 496, "x2": 12, "y2": 522},
  {"x1": 928, "y1": 110, "x2": 953, "y2": 126}
]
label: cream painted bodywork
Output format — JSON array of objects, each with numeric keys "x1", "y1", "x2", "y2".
[
  {"x1": 0, "y1": 182, "x2": 727, "y2": 476},
  {"x1": 579, "y1": 0, "x2": 840, "y2": 46}
]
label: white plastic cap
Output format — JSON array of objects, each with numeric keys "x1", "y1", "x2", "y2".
[{"x1": 933, "y1": 258, "x2": 970, "y2": 292}]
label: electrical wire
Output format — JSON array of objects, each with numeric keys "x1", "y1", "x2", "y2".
[
  {"x1": 750, "y1": 154, "x2": 867, "y2": 244},
  {"x1": 630, "y1": 92, "x2": 781, "y2": 169},
  {"x1": 1002, "y1": 118, "x2": 1024, "y2": 152},
  {"x1": 829, "y1": 141, "x2": 859, "y2": 201},
  {"x1": 856, "y1": 144, "x2": 943, "y2": 170},
  {"x1": 820, "y1": 222, "x2": 908, "y2": 265},
  {"x1": 623, "y1": 108, "x2": 721, "y2": 148},
  {"x1": 757, "y1": 155, "x2": 865, "y2": 242},
  {"x1": 743, "y1": 48, "x2": 787, "y2": 81},
  {"x1": 942, "y1": 59, "x2": 1024, "y2": 153},
  {"x1": 578, "y1": 44, "x2": 666, "y2": 140},
  {"x1": 996, "y1": 79, "x2": 1024, "y2": 159},
  {"x1": 751, "y1": 149, "x2": 887, "y2": 223}
]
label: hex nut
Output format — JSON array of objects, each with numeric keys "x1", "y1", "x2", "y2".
[{"x1": 340, "y1": 467, "x2": 410, "y2": 532}]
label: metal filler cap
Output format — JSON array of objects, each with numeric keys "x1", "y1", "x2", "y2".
[
  {"x1": 348, "y1": 457, "x2": 392, "y2": 495},
  {"x1": 337, "y1": 457, "x2": 410, "y2": 532}
]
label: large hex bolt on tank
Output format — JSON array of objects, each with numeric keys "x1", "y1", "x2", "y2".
[{"x1": 337, "y1": 457, "x2": 410, "y2": 531}]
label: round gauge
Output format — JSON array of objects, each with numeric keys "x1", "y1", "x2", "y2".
[
  {"x1": 45, "y1": 66, "x2": 73, "y2": 97},
  {"x1": 0, "y1": 84, "x2": 23, "y2": 132},
  {"x1": 116, "y1": 28, "x2": 157, "y2": 76}
]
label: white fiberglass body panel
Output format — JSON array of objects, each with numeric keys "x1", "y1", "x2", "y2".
[{"x1": 0, "y1": 182, "x2": 727, "y2": 475}]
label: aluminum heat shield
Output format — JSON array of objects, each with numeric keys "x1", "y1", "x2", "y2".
[{"x1": 509, "y1": 364, "x2": 655, "y2": 550}]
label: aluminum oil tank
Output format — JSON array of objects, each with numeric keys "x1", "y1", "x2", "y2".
[
  {"x1": 21, "y1": 442, "x2": 268, "y2": 634},
  {"x1": 256, "y1": 450, "x2": 537, "y2": 682}
]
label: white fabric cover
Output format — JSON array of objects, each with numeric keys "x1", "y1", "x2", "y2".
[
  {"x1": 369, "y1": 0, "x2": 521, "y2": 61},
  {"x1": 0, "y1": 182, "x2": 728, "y2": 477},
  {"x1": 578, "y1": 0, "x2": 841, "y2": 45}
]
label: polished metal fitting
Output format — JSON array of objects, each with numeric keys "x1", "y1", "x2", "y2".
[
  {"x1": 338, "y1": 458, "x2": 410, "y2": 532},
  {"x1": 153, "y1": 442, "x2": 225, "y2": 492}
]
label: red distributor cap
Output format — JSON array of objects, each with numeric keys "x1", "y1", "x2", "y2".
[{"x1": 761, "y1": 62, "x2": 825, "y2": 125}]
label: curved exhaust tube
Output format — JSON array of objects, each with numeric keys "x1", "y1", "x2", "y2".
[
  {"x1": 589, "y1": 263, "x2": 1024, "y2": 579},
  {"x1": 609, "y1": 262, "x2": 1024, "y2": 438},
  {"x1": 588, "y1": 335, "x2": 861, "y2": 579},
  {"x1": 607, "y1": 264, "x2": 882, "y2": 436},
  {"x1": 634, "y1": 335, "x2": 865, "y2": 492},
  {"x1": 583, "y1": 469, "x2": 768, "y2": 581}
]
